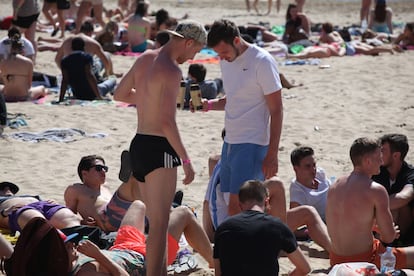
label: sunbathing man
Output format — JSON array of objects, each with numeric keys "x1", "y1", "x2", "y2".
[
  {"x1": 326, "y1": 137, "x2": 414, "y2": 269},
  {"x1": 64, "y1": 153, "x2": 214, "y2": 267},
  {"x1": 0, "y1": 33, "x2": 47, "y2": 102},
  {"x1": 0, "y1": 181, "x2": 82, "y2": 234}
]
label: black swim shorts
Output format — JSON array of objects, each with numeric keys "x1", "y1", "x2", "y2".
[
  {"x1": 129, "y1": 134, "x2": 181, "y2": 182},
  {"x1": 12, "y1": 13, "x2": 40, "y2": 29}
]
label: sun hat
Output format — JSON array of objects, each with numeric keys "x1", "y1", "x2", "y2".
[
  {"x1": 167, "y1": 20, "x2": 207, "y2": 45},
  {"x1": 0, "y1": 182, "x2": 19, "y2": 194}
]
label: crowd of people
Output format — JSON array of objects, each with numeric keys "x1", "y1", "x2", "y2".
[{"x1": 0, "y1": 0, "x2": 413, "y2": 275}]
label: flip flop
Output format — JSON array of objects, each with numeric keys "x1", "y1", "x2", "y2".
[{"x1": 118, "y1": 150, "x2": 131, "y2": 183}]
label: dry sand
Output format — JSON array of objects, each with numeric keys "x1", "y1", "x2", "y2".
[{"x1": 0, "y1": 0, "x2": 414, "y2": 274}]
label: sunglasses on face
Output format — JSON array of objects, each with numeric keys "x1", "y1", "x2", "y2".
[{"x1": 91, "y1": 164, "x2": 108, "y2": 173}]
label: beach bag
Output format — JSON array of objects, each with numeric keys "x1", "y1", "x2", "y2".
[{"x1": 1, "y1": 217, "x2": 69, "y2": 276}]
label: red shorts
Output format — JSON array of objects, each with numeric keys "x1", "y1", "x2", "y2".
[
  {"x1": 110, "y1": 225, "x2": 179, "y2": 265},
  {"x1": 330, "y1": 239, "x2": 407, "y2": 269}
]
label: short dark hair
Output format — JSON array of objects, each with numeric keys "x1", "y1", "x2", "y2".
[
  {"x1": 207, "y1": 19, "x2": 240, "y2": 48},
  {"x1": 238, "y1": 180, "x2": 268, "y2": 204},
  {"x1": 406, "y1": 22, "x2": 414, "y2": 33},
  {"x1": 290, "y1": 146, "x2": 314, "y2": 166},
  {"x1": 80, "y1": 20, "x2": 94, "y2": 34},
  {"x1": 322, "y1": 22, "x2": 334, "y2": 34},
  {"x1": 135, "y1": 0, "x2": 148, "y2": 17},
  {"x1": 379, "y1": 134, "x2": 409, "y2": 161},
  {"x1": 349, "y1": 137, "x2": 380, "y2": 166},
  {"x1": 71, "y1": 37, "x2": 85, "y2": 51},
  {"x1": 77, "y1": 155, "x2": 105, "y2": 181},
  {"x1": 155, "y1": 30, "x2": 170, "y2": 46},
  {"x1": 188, "y1": 63, "x2": 207, "y2": 82},
  {"x1": 7, "y1": 27, "x2": 21, "y2": 40}
]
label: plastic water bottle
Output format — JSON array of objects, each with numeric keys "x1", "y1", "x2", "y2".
[
  {"x1": 255, "y1": 30, "x2": 264, "y2": 47},
  {"x1": 380, "y1": 247, "x2": 396, "y2": 273}
]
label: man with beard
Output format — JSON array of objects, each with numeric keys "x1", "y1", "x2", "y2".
[{"x1": 372, "y1": 133, "x2": 414, "y2": 245}]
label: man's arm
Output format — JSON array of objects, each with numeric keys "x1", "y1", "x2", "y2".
[
  {"x1": 373, "y1": 184, "x2": 398, "y2": 243},
  {"x1": 214, "y1": 259, "x2": 221, "y2": 276},
  {"x1": 160, "y1": 70, "x2": 194, "y2": 184},
  {"x1": 201, "y1": 96, "x2": 226, "y2": 112},
  {"x1": 113, "y1": 66, "x2": 137, "y2": 104},
  {"x1": 263, "y1": 91, "x2": 283, "y2": 179},
  {"x1": 287, "y1": 248, "x2": 312, "y2": 276},
  {"x1": 92, "y1": 45, "x2": 113, "y2": 77},
  {"x1": 59, "y1": 68, "x2": 70, "y2": 102},
  {"x1": 389, "y1": 184, "x2": 414, "y2": 210},
  {"x1": 55, "y1": 44, "x2": 65, "y2": 70},
  {"x1": 76, "y1": 240, "x2": 129, "y2": 276}
]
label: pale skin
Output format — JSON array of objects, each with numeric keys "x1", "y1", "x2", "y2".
[
  {"x1": 114, "y1": 35, "x2": 201, "y2": 276},
  {"x1": 13, "y1": 0, "x2": 38, "y2": 61},
  {"x1": 0, "y1": 186, "x2": 82, "y2": 231},
  {"x1": 325, "y1": 146, "x2": 414, "y2": 265},
  {"x1": 199, "y1": 36, "x2": 283, "y2": 217},
  {"x1": 55, "y1": 33, "x2": 114, "y2": 77},
  {"x1": 74, "y1": 1, "x2": 105, "y2": 34},
  {"x1": 368, "y1": 7, "x2": 393, "y2": 34},
  {"x1": 214, "y1": 195, "x2": 311, "y2": 276},
  {"x1": 127, "y1": 11, "x2": 154, "y2": 50},
  {"x1": 0, "y1": 53, "x2": 47, "y2": 101},
  {"x1": 64, "y1": 159, "x2": 113, "y2": 230}
]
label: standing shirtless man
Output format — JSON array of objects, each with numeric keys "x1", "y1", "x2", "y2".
[
  {"x1": 113, "y1": 20, "x2": 206, "y2": 276},
  {"x1": 326, "y1": 137, "x2": 414, "y2": 269}
]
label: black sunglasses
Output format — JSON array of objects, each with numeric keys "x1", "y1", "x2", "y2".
[{"x1": 91, "y1": 164, "x2": 108, "y2": 172}]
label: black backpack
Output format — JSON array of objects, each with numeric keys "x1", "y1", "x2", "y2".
[{"x1": 1, "y1": 217, "x2": 69, "y2": 276}]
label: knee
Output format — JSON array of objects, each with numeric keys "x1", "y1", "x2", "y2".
[
  {"x1": 265, "y1": 177, "x2": 285, "y2": 196},
  {"x1": 131, "y1": 200, "x2": 146, "y2": 213}
]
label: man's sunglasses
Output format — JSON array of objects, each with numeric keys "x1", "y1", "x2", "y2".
[{"x1": 91, "y1": 165, "x2": 108, "y2": 172}]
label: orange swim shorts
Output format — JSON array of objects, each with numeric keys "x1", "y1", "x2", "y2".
[{"x1": 330, "y1": 238, "x2": 407, "y2": 269}]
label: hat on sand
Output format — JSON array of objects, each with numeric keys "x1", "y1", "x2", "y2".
[
  {"x1": 0, "y1": 182, "x2": 19, "y2": 194},
  {"x1": 167, "y1": 20, "x2": 207, "y2": 45}
]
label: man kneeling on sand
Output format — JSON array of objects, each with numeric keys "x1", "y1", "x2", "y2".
[{"x1": 326, "y1": 137, "x2": 414, "y2": 269}]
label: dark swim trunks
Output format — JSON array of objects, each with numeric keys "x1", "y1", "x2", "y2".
[
  {"x1": 129, "y1": 134, "x2": 181, "y2": 182},
  {"x1": 8, "y1": 201, "x2": 66, "y2": 233},
  {"x1": 105, "y1": 191, "x2": 132, "y2": 229},
  {"x1": 12, "y1": 13, "x2": 40, "y2": 29}
]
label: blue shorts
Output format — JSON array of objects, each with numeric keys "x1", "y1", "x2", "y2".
[
  {"x1": 131, "y1": 41, "x2": 147, "y2": 53},
  {"x1": 219, "y1": 142, "x2": 267, "y2": 194},
  {"x1": 105, "y1": 191, "x2": 132, "y2": 229}
]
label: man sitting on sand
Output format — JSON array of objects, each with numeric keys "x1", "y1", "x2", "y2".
[
  {"x1": 372, "y1": 133, "x2": 414, "y2": 246},
  {"x1": 55, "y1": 21, "x2": 119, "y2": 78},
  {"x1": 326, "y1": 137, "x2": 414, "y2": 269},
  {"x1": 0, "y1": 181, "x2": 82, "y2": 234},
  {"x1": 0, "y1": 33, "x2": 47, "y2": 102},
  {"x1": 64, "y1": 153, "x2": 214, "y2": 268},
  {"x1": 214, "y1": 180, "x2": 311, "y2": 275},
  {"x1": 59, "y1": 37, "x2": 116, "y2": 101}
]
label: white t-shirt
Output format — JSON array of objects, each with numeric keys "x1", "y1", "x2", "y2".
[
  {"x1": 220, "y1": 44, "x2": 282, "y2": 146},
  {"x1": 0, "y1": 37, "x2": 35, "y2": 60},
  {"x1": 289, "y1": 167, "x2": 331, "y2": 220}
]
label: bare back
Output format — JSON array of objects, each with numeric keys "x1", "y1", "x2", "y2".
[
  {"x1": 0, "y1": 54, "x2": 32, "y2": 100},
  {"x1": 128, "y1": 15, "x2": 151, "y2": 46},
  {"x1": 326, "y1": 172, "x2": 395, "y2": 256},
  {"x1": 131, "y1": 49, "x2": 182, "y2": 136}
]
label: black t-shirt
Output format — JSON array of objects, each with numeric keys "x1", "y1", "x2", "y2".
[
  {"x1": 214, "y1": 210, "x2": 297, "y2": 276},
  {"x1": 61, "y1": 51, "x2": 96, "y2": 100},
  {"x1": 372, "y1": 162, "x2": 414, "y2": 195}
]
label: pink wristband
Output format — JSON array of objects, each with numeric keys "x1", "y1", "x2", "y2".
[
  {"x1": 207, "y1": 100, "x2": 213, "y2": 111},
  {"x1": 182, "y1": 159, "x2": 191, "y2": 165}
]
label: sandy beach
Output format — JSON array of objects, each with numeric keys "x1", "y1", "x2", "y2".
[{"x1": 0, "y1": 0, "x2": 414, "y2": 274}]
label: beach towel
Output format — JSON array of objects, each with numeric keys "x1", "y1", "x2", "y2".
[
  {"x1": 282, "y1": 58, "x2": 321, "y2": 66},
  {"x1": 8, "y1": 128, "x2": 107, "y2": 143},
  {"x1": 6, "y1": 113, "x2": 29, "y2": 129}
]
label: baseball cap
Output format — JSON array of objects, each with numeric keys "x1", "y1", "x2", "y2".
[
  {"x1": 0, "y1": 182, "x2": 19, "y2": 194},
  {"x1": 57, "y1": 229, "x2": 79, "y2": 243},
  {"x1": 167, "y1": 20, "x2": 207, "y2": 45}
]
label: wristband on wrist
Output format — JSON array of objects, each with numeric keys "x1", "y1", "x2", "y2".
[
  {"x1": 182, "y1": 159, "x2": 191, "y2": 165},
  {"x1": 207, "y1": 100, "x2": 214, "y2": 111}
]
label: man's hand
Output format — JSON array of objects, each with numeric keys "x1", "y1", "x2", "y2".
[
  {"x1": 182, "y1": 162, "x2": 195, "y2": 185},
  {"x1": 77, "y1": 240, "x2": 101, "y2": 258},
  {"x1": 262, "y1": 152, "x2": 278, "y2": 179}
]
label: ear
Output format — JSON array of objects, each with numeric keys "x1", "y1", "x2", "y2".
[
  {"x1": 392, "y1": 151, "x2": 401, "y2": 161},
  {"x1": 233, "y1": 36, "x2": 240, "y2": 45},
  {"x1": 185, "y1": 39, "x2": 194, "y2": 48}
]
